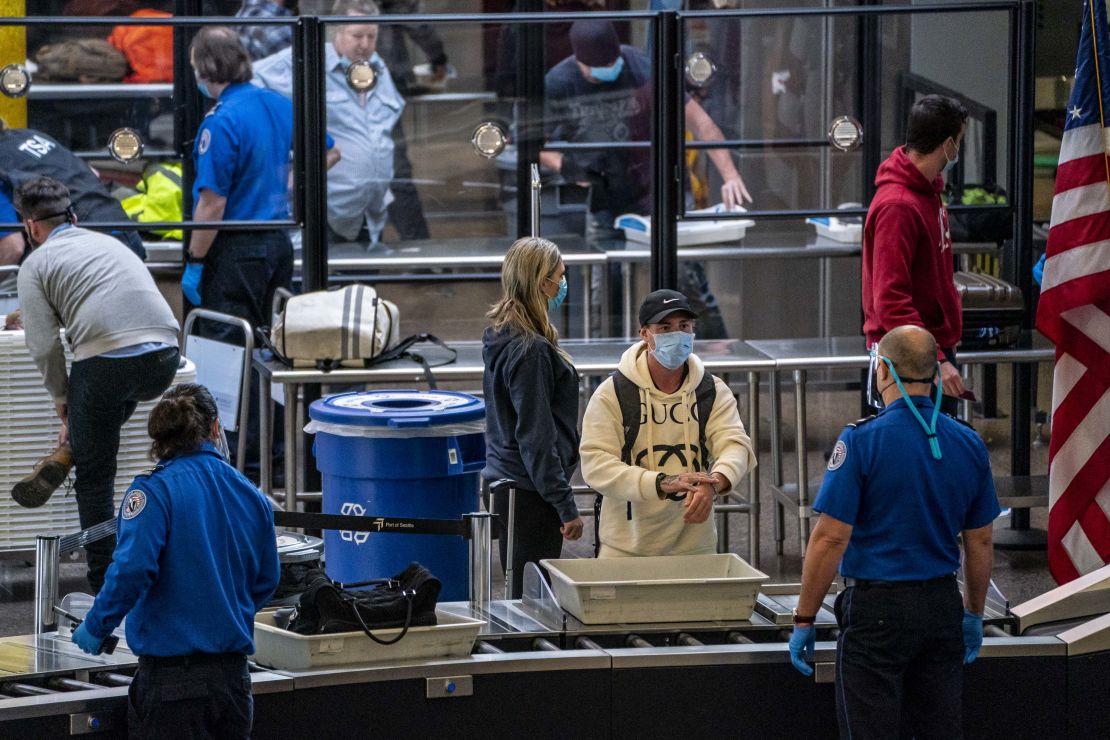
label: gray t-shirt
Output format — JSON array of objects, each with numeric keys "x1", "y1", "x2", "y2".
[{"x1": 17, "y1": 225, "x2": 179, "y2": 401}]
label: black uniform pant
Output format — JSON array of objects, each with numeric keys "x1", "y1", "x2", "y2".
[
  {"x1": 197, "y1": 229, "x2": 292, "y2": 477},
  {"x1": 833, "y1": 576, "x2": 964, "y2": 740},
  {"x1": 129, "y1": 653, "x2": 251, "y2": 740},
  {"x1": 68, "y1": 347, "x2": 180, "y2": 592},
  {"x1": 482, "y1": 482, "x2": 564, "y2": 599}
]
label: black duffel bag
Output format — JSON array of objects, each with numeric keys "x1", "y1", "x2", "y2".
[{"x1": 286, "y1": 563, "x2": 441, "y2": 645}]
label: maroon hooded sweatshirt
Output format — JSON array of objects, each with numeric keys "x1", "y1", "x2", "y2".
[{"x1": 862, "y1": 146, "x2": 961, "y2": 359}]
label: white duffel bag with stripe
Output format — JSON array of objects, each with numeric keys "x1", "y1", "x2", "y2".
[{"x1": 271, "y1": 284, "x2": 401, "y2": 369}]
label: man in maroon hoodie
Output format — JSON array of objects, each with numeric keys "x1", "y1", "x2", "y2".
[{"x1": 862, "y1": 95, "x2": 969, "y2": 412}]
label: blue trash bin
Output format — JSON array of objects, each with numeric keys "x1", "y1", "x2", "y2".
[{"x1": 308, "y1": 390, "x2": 485, "y2": 601}]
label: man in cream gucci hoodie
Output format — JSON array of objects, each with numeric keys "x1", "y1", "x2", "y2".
[{"x1": 581, "y1": 290, "x2": 755, "y2": 557}]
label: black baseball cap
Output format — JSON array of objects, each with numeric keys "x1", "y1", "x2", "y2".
[
  {"x1": 569, "y1": 19, "x2": 621, "y2": 67},
  {"x1": 639, "y1": 289, "x2": 695, "y2": 326}
]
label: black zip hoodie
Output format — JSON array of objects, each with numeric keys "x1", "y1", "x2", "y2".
[{"x1": 481, "y1": 325, "x2": 580, "y2": 523}]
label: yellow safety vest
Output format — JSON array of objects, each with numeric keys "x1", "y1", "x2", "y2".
[{"x1": 122, "y1": 162, "x2": 184, "y2": 241}]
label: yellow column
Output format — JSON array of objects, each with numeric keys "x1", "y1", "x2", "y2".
[{"x1": 0, "y1": 1, "x2": 27, "y2": 128}]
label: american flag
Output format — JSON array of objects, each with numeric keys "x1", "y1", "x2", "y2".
[{"x1": 1038, "y1": 0, "x2": 1110, "y2": 584}]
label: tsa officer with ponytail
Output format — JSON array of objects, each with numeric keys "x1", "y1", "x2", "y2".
[
  {"x1": 482, "y1": 237, "x2": 585, "y2": 598},
  {"x1": 72, "y1": 384, "x2": 280, "y2": 740},
  {"x1": 788, "y1": 325, "x2": 1000, "y2": 740}
]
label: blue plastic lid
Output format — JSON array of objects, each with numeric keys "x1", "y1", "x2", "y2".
[{"x1": 309, "y1": 390, "x2": 485, "y2": 429}]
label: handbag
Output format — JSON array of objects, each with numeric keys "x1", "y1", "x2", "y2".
[
  {"x1": 286, "y1": 563, "x2": 441, "y2": 645},
  {"x1": 270, "y1": 284, "x2": 401, "y2": 370},
  {"x1": 259, "y1": 283, "x2": 457, "y2": 386}
]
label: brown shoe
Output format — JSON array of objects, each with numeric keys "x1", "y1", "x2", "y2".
[{"x1": 12, "y1": 443, "x2": 73, "y2": 508}]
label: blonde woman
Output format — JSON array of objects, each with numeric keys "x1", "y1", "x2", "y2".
[{"x1": 482, "y1": 237, "x2": 584, "y2": 598}]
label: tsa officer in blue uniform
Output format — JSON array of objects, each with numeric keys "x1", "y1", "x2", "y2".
[
  {"x1": 183, "y1": 26, "x2": 337, "y2": 473},
  {"x1": 73, "y1": 383, "x2": 280, "y2": 740},
  {"x1": 788, "y1": 325, "x2": 1000, "y2": 740},
  {"x1": 182, "y1": 26, "x2": 297, "y2": 333}
]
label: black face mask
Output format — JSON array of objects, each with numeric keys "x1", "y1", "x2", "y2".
[{"x1": 22, "y1": 206, "x2": 75, "y2": 246}]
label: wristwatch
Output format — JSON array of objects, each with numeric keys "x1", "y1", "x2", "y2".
[
  {"x1": 792, "y1": 608, "x2": 817, "y2": 625},
  {"x1": 655, "y1": 472, "x2": 666, "y2": 500}
]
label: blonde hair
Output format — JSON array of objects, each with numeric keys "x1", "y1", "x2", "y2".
[{"x1": 487, "y1": 237, "x2": 571, "y2": 363}]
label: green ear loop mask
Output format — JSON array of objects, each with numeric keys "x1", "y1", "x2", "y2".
[{"x1": 873, "y1": 351, "x2": 944, "y2": 460}]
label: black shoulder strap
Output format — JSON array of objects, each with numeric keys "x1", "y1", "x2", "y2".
[
  {"x1": 365, "y1": 333, "x2": 457, "y2": 389},
  {"x1": 693, "y1": 372, "x2": 716, "y2": 471},
  {"x1": 254, "y1": 326, "x2": 293, "y2": 368},
  {"x1": 611, "y1": 370, "x2": 642, "y2": 466}
]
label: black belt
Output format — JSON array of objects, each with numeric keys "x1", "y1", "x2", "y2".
[
  {"x1": 139, "y1": 652, "x2": 246, "y2": 669},
  {"x1": 842, "y1": 573, "x2": 956, "y2": 589}
]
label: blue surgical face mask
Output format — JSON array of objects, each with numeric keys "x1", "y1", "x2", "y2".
[
  {"x1": 589, "y1": 56, "x2": 625, "y2": 83},
  {"x1": 194, "y1": 71, "x2": 212, "y2": 99},
  {"x1": 650, "y1": 330, "x2": 694, "y2": 370},
  {"x1": 547, "y1": 275, "x2": 568, "y2": 312}
]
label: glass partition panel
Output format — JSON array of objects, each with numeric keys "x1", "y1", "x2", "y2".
[
  {"x1": 1, "y1": 16, "x2": 303, "y2": 281},
  {"x1": 881, "y1": 8, "x2": 1014, "y2": 247},
  {"x1": 681, "y1": 7, "x2": 864, "y2": 216}
]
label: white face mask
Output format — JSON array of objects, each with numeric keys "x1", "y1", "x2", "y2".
[
  {"x1": 214, "y1": 422, "x2": 231, "y2": 462},
  {"x1": 942, "y1": 139, "x2": 960, "y2": 173}
]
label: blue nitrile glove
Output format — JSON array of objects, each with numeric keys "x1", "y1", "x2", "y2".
[
  {"x1": 72, "y1": 622, "x2": 103, "y2": 655},
  {"x1": 1032, "y1": 252, "x2": 1046, "y2": 286},
  {"x1": 181, "y1": 262, "x2": 204, "y2": 306},
  {"x1": 963, "y1": 610, "x2": 984, "y2": 664},
  {"x1": 789, "y1": 624, "x2": 816, "y2": 676}
]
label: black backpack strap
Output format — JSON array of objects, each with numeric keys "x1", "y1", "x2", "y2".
[
  {"x1": 612, "y1": 370, "x2": 642, "y2": 465},
  {"x1": 254, "y1": 325, "x2": 293, "y2": 367},
  {"x1": 594, "y1": 371, "x2": 644, "y2": 556},
  {"x1": 366, "y1": 333, "x2": 457, "y2": 389},
  {"x1": 693, "y1": 373, "x2": 717, "y2": 471}
]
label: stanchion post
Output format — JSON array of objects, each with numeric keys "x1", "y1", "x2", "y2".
[
  {"x1": 465, "y1": 513, "x2": 492, "y2": 608},
  {"x1": 34, "y1": 535, "x2": 60, "y2": 636},
  {"x1": 504, "y1": 486, "x2": 517, "y2": 600}
]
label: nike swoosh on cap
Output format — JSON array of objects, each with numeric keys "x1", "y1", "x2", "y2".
[{"x1": 662, "y1": 298, "x2": 680, "y2": 304}]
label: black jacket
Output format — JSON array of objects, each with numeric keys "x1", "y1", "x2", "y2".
[
  {"x1": 481, "y1": 326, "x2": 580, "y2": 523},
  {"x1": 0, "y1": 128, "x2": 145, "y2": 259}
]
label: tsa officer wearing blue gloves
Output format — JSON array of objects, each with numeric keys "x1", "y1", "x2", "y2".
[
  {"x1": 73, "y1": 383, "x2": 280, "y2": 739},
  {"x1": 182, "y1": 26, "x2": 340, "y2": 330},
  {"x1": 788, "y1": 325, "x2": 999, "y2": 740}
]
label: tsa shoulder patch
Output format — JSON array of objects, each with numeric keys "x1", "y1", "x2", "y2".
[
  {"x1": 122, "y1": 489, "x2": 147, "y2": 520},
  {"x1": 198, "y1": 128, "x2": 211, "y2": 155},
  {"x1": 827, "y1": 440, "x2": 848, "y2": 471}
]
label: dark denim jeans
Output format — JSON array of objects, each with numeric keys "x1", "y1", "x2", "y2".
[
  {"x1": 834, "y1": 577, "x2": 964, "y2": 740},
  {"x1": 68, "y1": 346, "x2": 180, "y2": 591},
  {"x1": 129, "y1": 654, "x2": 251, "y2": 740}
]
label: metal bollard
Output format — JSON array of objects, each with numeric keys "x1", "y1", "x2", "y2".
[
  {"x1": 34, "y1": 535, "x2": 60, "y2": 637},
  {"x1": 504, "y1": 486, "x2": 517, "y2": 600},
  {"x1": 466, "y1": 512, "x2": 493, "y2": 608}
]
